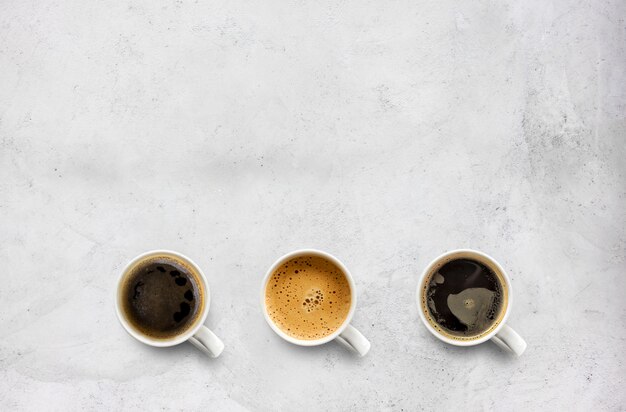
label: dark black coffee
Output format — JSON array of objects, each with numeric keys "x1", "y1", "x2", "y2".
[
  {"x1": 121, "y1": 257, "x2": 203, "y2": 339},
  {"x1": 425, "y1": 258, "x2": 504, "y2": 338}
]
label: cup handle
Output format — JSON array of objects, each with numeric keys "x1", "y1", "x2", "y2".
[
  {"x1": 188, "y1": 325, "x2": 224, "y2": 358},
  {"x1": 490, "y1": 324, "x2": 527, "y2": 356},
  {"x1": 335, "y1": 324, "x2": 371, "y2": 356}
]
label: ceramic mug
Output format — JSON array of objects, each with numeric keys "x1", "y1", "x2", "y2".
[
  {"x1": 261, "y1": 249, "x2": 371, "y2": 356},
  {"x1": 115, "y1": 250, "x2": 225, "y2": 358},
  {"x1": 417, "y1": 249, "x2": 527, "y2": 356}
]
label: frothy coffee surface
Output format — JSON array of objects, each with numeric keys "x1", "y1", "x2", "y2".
[
  {"x1": 425, "y1": 258, "x2": 504, "y2": 339},
  {"x1": 121, "y1": 256, "x2": 204, "y2": 339},
  {"x1": 265, "y1": 255, "x2": 351, "y2": 340}
]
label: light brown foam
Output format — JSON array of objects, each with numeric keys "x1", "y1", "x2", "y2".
[{"x1": 265, "y1": 255, "x2": 352, "y2": 340}]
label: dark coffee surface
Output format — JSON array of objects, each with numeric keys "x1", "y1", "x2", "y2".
[
  {"x1": 426, "y1": 258, "x2": 503, "y2": 337},
  {"x1": 121, "y1": 257, "x2": 202, "y2": 339}
]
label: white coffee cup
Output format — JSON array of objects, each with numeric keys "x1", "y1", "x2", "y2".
[
  {"x1": 261, "y1": 249, "x2": 371, "y2": 356},
  {"x1": 417, "y1": 249, "x2": 527, "y2": 356},
  {"x1": 115, "y1": 250, "x2": 225, "y2": 358}
]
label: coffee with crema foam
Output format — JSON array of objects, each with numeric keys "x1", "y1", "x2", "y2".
[
  {"x1": 265, "y1": 255, "x2": 352, "y2": 340},
  {"x1": 422, "y1": 258, "x2": 507, "y2": 341}
]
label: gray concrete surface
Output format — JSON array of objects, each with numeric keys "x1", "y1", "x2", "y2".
[{"x1": 1, "y1": 0, "x2": 625, "y2": 410}]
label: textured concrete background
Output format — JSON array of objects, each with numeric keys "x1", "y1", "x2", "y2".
[{"x1": 1, "y1": 0, "x2": 625, "y2": 410}]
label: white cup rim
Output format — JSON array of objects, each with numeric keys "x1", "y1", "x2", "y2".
[
  {"x1": 260, "y1": 249, "x2": 357, "y2": 346},
  {"x1": 115, "y1": 249, "x2": 211, "y2": 347},
  {"x1": 416, "y1": 249, "x2": 513, "y2": 346}
]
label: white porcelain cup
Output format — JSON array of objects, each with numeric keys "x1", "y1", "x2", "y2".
[
  {"x1": 417, "y1": 249, "x2": 527, "y2": 356},
  {"x1": 115, "y1": 250, "x2": 225, "y2": 358},
  {"x1": 261, "y1": 249, "x2": 371, "y2": 356}
]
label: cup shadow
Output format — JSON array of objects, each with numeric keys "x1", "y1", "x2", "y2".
[
  {"x1": 127, "y1": 334, "x2": 220, "y2": 363},
  {"x1": 266, "y1": 332, "x2": 364, "y2": 359},
  {"x1": 424, "y1": 332, "x2": 519, "y2": 362}
]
